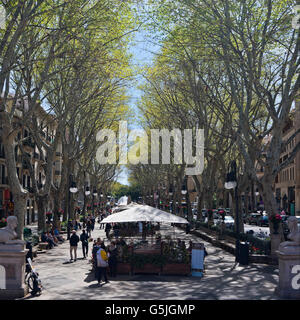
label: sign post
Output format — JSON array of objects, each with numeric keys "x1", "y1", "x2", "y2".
[{"x1": 191, "y1": 243, "x2": 204, "y2": 277}]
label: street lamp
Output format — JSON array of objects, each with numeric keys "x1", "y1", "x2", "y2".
[
  {"x1": 255, "y1": 189, "x2": 259, "y2": 211},
  {"x1": 92, "y1": 187, "x2": 97, "y2": 215},
  {"x1": 85, "y1": 186, "x2": 90, "y2": 196},
  {"x1": 225, "y1": 161, "x2": 240, "y2": 263},
  {"x1": 67, "y1": 175, "x2": 77, "y2": 239},
  {"x1": 69, "y1": 181, "x2": 78, "y2": 194},
  {"x1": 181, "y1": 179, "x2": 188, "y2": 218}
]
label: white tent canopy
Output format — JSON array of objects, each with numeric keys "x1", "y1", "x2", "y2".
[
  {"x1": 101, "y1": 204, "x2": 189, "y2": 224},
  {"x1": 117, "y1": 196, "x2": 128, "y2": 206}
]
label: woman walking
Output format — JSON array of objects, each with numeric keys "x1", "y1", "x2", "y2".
[{"x1": 96, "y1": 243, "x2": 109, "y2": 285}]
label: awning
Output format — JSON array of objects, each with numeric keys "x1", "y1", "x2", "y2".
[{"x1": 101, "y1": 204, "x2": 188, "y2": 224}]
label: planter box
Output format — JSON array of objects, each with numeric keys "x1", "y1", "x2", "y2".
[
  {"x1": 117, "y1": 263, "x2": 132, "y2": 274},
  {"x1": 162, "y1": 263, "x2": 190, "y2": 275},
  {"x1": 133, "y1": 263, "x2": 161, "y2": 274}
]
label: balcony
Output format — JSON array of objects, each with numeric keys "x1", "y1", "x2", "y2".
[{"x1": 55, "y1": 170, "x2": 62, "y2": 176}]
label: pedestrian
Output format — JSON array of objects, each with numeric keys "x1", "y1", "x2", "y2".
[
  {"x1": 108, "y1": 241, "x2": 118, "y2": 277},
  {"x1": 67, "y1": 220, "x2": 73, "y2": 240},
  {"x1": 69, "y1": 230, "x2": 80, "y2": 262},
  {"x1": 80, "y1": 229, "x2": 89, "y2": 259},
  {"x1": 91, "y1": 216, "x2": 95, "y2": 231},
  {"x1": 185, "y1": 223, "x2": 190, "y2": 234},
  {"x1": 87, "y1": 219, "x2": 92, "y2": 237},
  {"x1": 96, "y1": 243, "x2": 109, "y2": 285},
  {"x1": 41, "y1": 231, "x2": 56, "y2": 249},
  {"x1": 92, "y1": 238, "x2": 102, "y2": 277},
  {"x1": 105, "y1": 223, "x2": 111, "y2": 239}
]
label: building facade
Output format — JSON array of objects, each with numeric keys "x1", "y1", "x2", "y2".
[
  {"x1": 274, "y1": 97, "x2": 300, "y2": 215},
  {"x1": 0, "y1": 97, "x2": 62, "y2": 224}
]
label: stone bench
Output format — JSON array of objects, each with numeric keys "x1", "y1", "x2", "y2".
[{"x1": 38, "y1": 242, "x2": 49, "y2": 250}]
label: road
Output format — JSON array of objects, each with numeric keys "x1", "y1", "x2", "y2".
[{"x1": 21, "y1": 221, "x2": 280, "y2": 300}]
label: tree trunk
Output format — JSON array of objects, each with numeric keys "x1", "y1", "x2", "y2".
[
  {"x1": 14, "y1": 193, "x2": 27, "y2": 240},
  {"x1": 70, "y1": 192, "x2": 75, "y2": 220},
  {"x1": 36, "y1": 195, "x2": 47, "y2": 234},
  {"x1": 197, "y1": 193, "x2": 203, "y2": 221},
  {"x1": 52, "y1": 188, "x2": 61, "y2": 229},
  {"x1": 186, "y1": 190, "x2": 193, "y2": 222},
  {"x1": 260, "y1": 179, "x2": 285, "y2": 248},
  {"x1": 1, "y1": 114, "x2": 28, "y2": 239},
  {"x1": 231, "y1": 189, "x2": 244, "y2": 234}
]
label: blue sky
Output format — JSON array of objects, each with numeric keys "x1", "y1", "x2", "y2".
[{"x1": 116, "y1": 27, "x2": 160, "y2": 186}]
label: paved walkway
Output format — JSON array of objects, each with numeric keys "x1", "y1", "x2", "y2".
[{"x1": 22, "y1": 222, "x2": 280, "y2": 300}]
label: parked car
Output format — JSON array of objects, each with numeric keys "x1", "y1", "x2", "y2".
[
  {"x1": 259, "y1": 215, "x2": 269, "y2": 227},
  {"x1": 216, "y1": 216, "x2": 235, "y2": 229},
  {"x1": 192, "y1": 208, "x2": 198, "y2": 220},
  {"x1": 213, "y1": 209, "x2": 218, "y2": 219},
  {"x1": 246, "y1": 213, "x2": 262, "y2": 225},
  {"x1": 225, "y1": 208, "x2": 231, "y2": 215},
  {"x1": 202, "y1": 209, "x2": 207, "y2": 217}
]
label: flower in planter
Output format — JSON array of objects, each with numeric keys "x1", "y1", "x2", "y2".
[
  {"x1": 270, "y1": 214, "x2": 282, "y2": 223},
  {"x1": 270, "y1": 214, "x2": 282, "y2": 234}
]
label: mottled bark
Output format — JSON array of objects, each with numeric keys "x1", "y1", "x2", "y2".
[
  {"x1": 0, "y1": 111, "x2": 28, "y2": 239},
  {"x1": 36, "y1": 195, "x2": 47, "y2": 234}
]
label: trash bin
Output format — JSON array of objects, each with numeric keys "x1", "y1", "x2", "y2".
[{"x1": 239, "y1": 242, "x2": 249, "y2": 265}]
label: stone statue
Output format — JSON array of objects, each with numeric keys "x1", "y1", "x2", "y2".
[
  {"x1": 278, "y1": 216, "x2": 300, "y2": 253},
  {"x1": 0, "y1": 216, "x2": 23, "y2": 244}
]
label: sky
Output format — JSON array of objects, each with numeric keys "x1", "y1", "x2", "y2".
[{"x1": 116, "y1": 25, "x2": 161, "y2": 186}]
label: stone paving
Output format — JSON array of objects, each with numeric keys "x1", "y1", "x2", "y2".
[{"x1": 21, "y1": 222, "x2": 280, "y2": 300}]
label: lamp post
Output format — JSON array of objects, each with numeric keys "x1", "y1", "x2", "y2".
[
  {"x1": 181, "y1": 179, "x2": 187, "y2": 218},
  {"x1": 169, "y1": 185, "x2": 173, "y2": 213},
  {"x1": 255, "y1": 189, "x2": 259, "y2": 211},
  {"x1": 68, "y1": 175, "x2": 78, "y2": 239},
  {"x1": 225, "y1": 161, "x2": 240, "y2": 263},
  {"x1": 92, "y1": 187, "x2": 97, "y2": 216},
  {"x1": 84, "y1": 185, "x2": 90, "y2": 216}
]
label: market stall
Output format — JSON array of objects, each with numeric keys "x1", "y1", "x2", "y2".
[{"x1": 102, "y1": 205, "x2": 191, "y2": 275}]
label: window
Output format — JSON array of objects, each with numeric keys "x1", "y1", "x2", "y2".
[{"x1": 23, "y1": 175, "x2": 26, "y2": 188}]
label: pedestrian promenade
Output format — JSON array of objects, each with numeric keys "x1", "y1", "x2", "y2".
[{"x1": 22, "y1": 222, "x2": 280, "y2": 300}]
